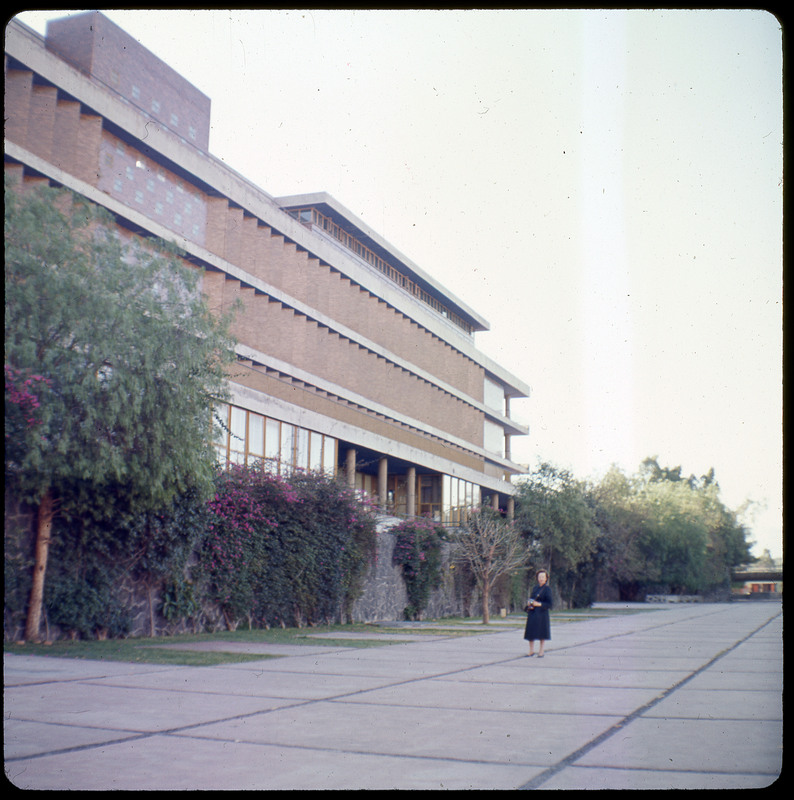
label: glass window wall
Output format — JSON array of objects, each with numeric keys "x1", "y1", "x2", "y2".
[{"x1": 214, "y1": 403, "x2": 337, "y2": 477}]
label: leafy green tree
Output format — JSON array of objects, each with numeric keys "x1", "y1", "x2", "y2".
[
  {"x1": 514, "y1": 462, "x2": 599, "y2": 607},
  {"x1": 5, "y1": 176, "x2": 237, "y2": 641},
  {"x1": 636, "y1": 464, "x2": 753, "y2": 594},
  {"x1": 592, "y1": 460, "x2": 754, "y2": 598},
  {"x1": 450, "y1": 507, "x2": 530, "y2": 623},
  {"x1": 636, "y1": 479, "x2": 710, "y2": 593},
  {"x1": 588, "y1": 465, "x2": 654, "y2": 600}
]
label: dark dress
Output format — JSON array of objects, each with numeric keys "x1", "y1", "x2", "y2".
[{"x1": 523, "y1": 583, "x2": 552, "y2": 641}]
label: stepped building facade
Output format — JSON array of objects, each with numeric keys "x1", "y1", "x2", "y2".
[{"x1": 5, "y1": 12, "x2": 530, "y2": 521}]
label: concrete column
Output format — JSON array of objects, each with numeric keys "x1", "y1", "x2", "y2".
[
  {"x1": 346, "y1": 448, "x2": 356, "y2": 489},
  {"x1": 378, "y1": 457, "x2": 388, "y2": 510},
  {"x1": 507, "y1": 496, "x2": 515, "y2": 520},
  {"x1": 407, "y1": 466, "x2": 416, "y2": 517},
  {"x1": 491, "y1": 493, "x2": 500, "y2": 511}
]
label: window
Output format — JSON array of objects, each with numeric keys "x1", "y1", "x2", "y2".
[
  {"x1": 229, "y1": 405, "x2": 247, "y2": 464},
  {"x1": 323, "y1": 437, "x2": 337, "y2": 475},
  {"x1": 309, "y1": 431, "x2": 323, "y2": 472},
  {"x1": 295, "y1": 428, "x2": 309, "y2": 472},
  {"x1": 214, "y1": 403, "x2": 337, "y2": 477},
  {"x1": 441, "y1": 476, "x2": 482, "y2": 525},
  {"x1": 248, "y1": 413, "x2": 264, "y2": 461},
  {"x1": 419, "y1": 475, "x2": 442, "y2": 519},
  {"x1": 265, "y1": 418, "x2": 280, "y2": 472},
  {"x1": 280, "y1": 424, "x2": 295, "y2": 474}
]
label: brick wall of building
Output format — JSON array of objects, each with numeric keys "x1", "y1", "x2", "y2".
[{"x1": 45, "y1": 11, "x2": 211, "y2": 150}]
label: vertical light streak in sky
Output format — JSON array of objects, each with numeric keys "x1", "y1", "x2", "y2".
[{"x1": 579, "y1": 12, "x2": 635, "y2": 472}]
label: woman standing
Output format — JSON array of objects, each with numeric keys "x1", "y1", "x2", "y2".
[{"x1": 524, "y1": 569, "x2": 552, "y2": 657}]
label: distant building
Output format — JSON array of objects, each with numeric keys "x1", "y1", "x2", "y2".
[
  {"x1": 5, "y1": 12, "x2": 530, "y2": 521},
  {"x1": 732, "y1": 553, "x2": 783, "y2": 597}
]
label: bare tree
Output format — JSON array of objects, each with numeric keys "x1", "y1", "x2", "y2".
[{"x1": 451, "y1": 509, "x2": 530, "y2": 623}]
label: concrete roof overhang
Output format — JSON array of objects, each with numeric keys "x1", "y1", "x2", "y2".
[{"x1": 277, "y1": 191, "x2": 490, "y2": 334}]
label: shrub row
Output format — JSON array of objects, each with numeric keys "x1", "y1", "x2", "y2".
[{"x1": 4, "y1": 466, "x2": 379, "y2": 639}]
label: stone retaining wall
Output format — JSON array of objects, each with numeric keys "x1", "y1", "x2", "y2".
[
  {"x1": 4, "y1": 509, "x2": 486, "y2": 640},
  {"x1": 350, "y1": 516, "x2": 470, "y2": 623}
]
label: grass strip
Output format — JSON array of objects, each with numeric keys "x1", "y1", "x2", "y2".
[{"x1": 4, "y1": 608, "x2": 646, "y2": 667}]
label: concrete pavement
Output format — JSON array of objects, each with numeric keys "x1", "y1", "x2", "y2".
[{"x1": 4, "y1": 601, "x2": 782, "y2": 790}]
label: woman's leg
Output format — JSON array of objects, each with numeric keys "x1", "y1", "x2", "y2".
[
  {"x1": 538, "y1": 639, "x2": 545, "y2": 656},
  {"x1": 528, "y1": 640, "x2": 535, "y2": 655}
]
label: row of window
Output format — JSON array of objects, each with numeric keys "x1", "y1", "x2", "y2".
[
  {"x1": 215, "y1": 402, "x2": 485, "y2": 524},
  {"x1": 442, "y1": 475, "x2": 483, "y2": 525},
  {"x1": 288, "y1": 206, "x2": 474, "y2": 335},
  {"x1": 213, "y1": 403, "x2": 337, "y2": 476}
]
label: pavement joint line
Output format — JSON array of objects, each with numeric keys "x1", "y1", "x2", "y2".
[
  {"x1": 159, "y1": 733, "x2": 546, "y2": 771},
  {"x1": 4, "y1": 728, "x2": 163, "y2": 762},
  {"x1": 541, "y1": 763, "x2": 779, "y2": 779},
  {"x1": 5, "y1": 606, "x2": 780, "y2": 774},
  {"x1": 516, "y1": 610, "x2": 782, "y2": 790}
]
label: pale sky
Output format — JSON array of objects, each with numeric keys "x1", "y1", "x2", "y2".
[{"x1": 14, "y1": 10, "x2": 783, "y2": 558}]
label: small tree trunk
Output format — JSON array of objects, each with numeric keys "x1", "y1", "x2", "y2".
[
  {"x1": 148, "y1": 581, "x2": 156, "y2": 638},
  {"x1": 25, "y1": 489, "x2": 55, "y2": 642},
  {"x1": 481, "y1": 577, "x2": 491, "y2": 624}
]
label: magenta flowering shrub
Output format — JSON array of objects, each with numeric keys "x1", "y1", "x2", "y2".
[
  {"x1": 200, "y1": 465, "x2": 377, "y2": 628},
  {"x1": 392, "y1": 517, "x2": 446, "y2": 620},
  {"x1": 4, "y1": 365, "x2": 51, "y2": 430},
  {"x1": 5, "y1": 365, "x2": 52, "y2": 474}
]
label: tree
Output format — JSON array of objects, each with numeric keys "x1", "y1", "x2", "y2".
[
  {"x1": 592, "y1": 460, "x2": 754, "y2": 598},
  {"x1": 5, "y1": 176, "x2": 237, "y2": 641},
  {"x1": 514, "y1": 462, "x2": 599, "y2": 607},
  {"x1": 636, "y1": 479, "x2": 710, "y2": 593},
  {"x1": 451, "y1": 508, "x2": 530, "y2": 623}
]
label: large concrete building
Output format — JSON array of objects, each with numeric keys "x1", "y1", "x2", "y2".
[{"x1": 5, "y1": 12, "x2": 530, "y2": 522}]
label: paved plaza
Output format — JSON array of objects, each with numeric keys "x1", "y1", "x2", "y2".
[{"x1": 4, "y1": 601, "x2": 782, "y2": 790}]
